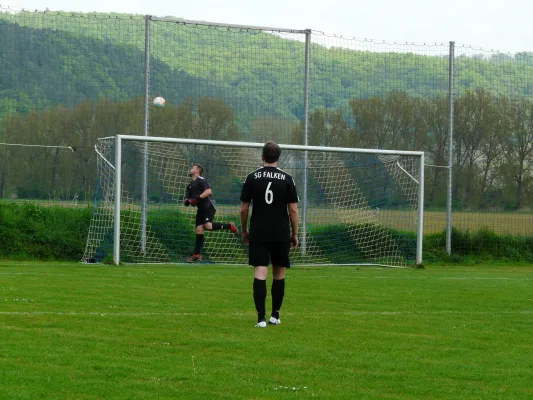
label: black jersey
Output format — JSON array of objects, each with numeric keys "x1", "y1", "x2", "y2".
[
  {"x1": 186, "y1": 176, "x2": 216, "y2": 209},
  {"x1": 240, "y1": 166, "x2": 299, "y2": 242}
]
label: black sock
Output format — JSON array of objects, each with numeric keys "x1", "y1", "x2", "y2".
[
  {"x1": 212, "y1": 223, "x2": 229, "y2": 230},
  {"x1": 271, "y1": 278, "x2": 285, "y2": 319},
  {"x1": 253, "y1": 278, "x2": 267, "y2": 322},
  {"x1": 194, "y1": 234, "x2": 204, "y2": 254}
]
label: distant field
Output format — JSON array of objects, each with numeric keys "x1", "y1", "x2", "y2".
[
  {"x1": 0, "y1": 199, "x2": 92, "y2": 208},
  {"x1": 1, "y1": 261, "x2": 532, "y2": 399},
  {"x1": 423, "y1": 210, "x2": 533, "y2": 235},
  {"x1": 3, "y1": 199, "x2": 533, "y2": 236},
  {"x1": 189, "y1": 205, "x2": 533, "y2": 235}
]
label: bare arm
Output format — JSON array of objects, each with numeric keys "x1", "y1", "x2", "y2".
[
  {"x1": 288, "y1": 202, "x2": 299, "y2": 249},
  {"x1": 240, "y1": 201, "x2": 250, "y2": 245}
]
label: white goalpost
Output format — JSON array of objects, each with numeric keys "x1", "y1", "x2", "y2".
[{"x1": 82, "y1": 135, "x2": 424, "y2": 267}]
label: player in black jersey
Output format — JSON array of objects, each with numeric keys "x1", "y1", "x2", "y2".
[
  {"x1": 183, "y1": 163, "x2": 239, "y2": 263},
  {"x1": 240, "y1": 142, "x2": 299, "y2": 327}
]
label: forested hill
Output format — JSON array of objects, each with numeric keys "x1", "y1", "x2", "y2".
[
  {"x1": 0, "y1": 19, "x2": 273, "y2": 122},
  {"x1": 1, "y1": 10, "x2": 533, "y2": 123}
]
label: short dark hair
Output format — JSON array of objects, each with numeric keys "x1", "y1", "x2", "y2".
[
  {"x1": 193, "y1": 164, "x2": 204, "y2": 175},
  {"x1": 262, "y1": 141, "x2": 281, "y2": 163}
]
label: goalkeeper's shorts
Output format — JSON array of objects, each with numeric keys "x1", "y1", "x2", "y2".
[
  {"x1": 195, "y1": 205, "x2": 216, "y2": 227},
  {"x1": 249, "y1": 241, "x2": 291, "y2": 268}
]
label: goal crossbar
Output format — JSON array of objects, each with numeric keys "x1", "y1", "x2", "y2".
[{"x1": 108, "y1": 135, "x2": 425, "y2": 157}]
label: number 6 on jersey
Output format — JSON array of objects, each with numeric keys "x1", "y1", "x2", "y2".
[{"x1": 265, "y1": 182, "x2": 273, "y2": 204}]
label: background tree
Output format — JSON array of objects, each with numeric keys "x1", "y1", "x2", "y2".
[{"x1": 499, "y1": 100, "x2": 533, "y2": 209}]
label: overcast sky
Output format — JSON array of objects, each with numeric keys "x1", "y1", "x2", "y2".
[{"x1": 4, "y1": 0, "x2": 533, "y2": 53}]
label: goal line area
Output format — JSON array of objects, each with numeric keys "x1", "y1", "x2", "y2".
[{"x1": 82, "y1": 136, "x2": 424, "y2": 267}]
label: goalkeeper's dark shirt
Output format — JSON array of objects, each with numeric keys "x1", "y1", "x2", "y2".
[
  {"x1": 186, "y1": 176, "x2": 216, "y2": 210},
  {"x1": 240, "y1": 166, "x2": 299, "y2": 243}
]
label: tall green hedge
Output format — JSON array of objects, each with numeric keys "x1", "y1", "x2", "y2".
[
  {"x1": 0, "y1": 202, "x2": 92, "y2": 260},
  {"x1": 1, "y1": 202, "x2": 532, "y2": 263}
]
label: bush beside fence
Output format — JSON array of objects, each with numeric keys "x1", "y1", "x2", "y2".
[{"x1": 1, "y1": 202, "x2": 531, "y2": 263}]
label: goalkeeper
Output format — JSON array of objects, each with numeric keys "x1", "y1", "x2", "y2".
[{"x1": 183, "y1": 164, "x2": 239, "y2": 263}]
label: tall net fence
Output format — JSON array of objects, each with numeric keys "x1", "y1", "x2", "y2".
[
  {"x1": 450, "y1": 45, "x2": 533, "y2": 258},
  {"x1": 1, "y1": 3, "x2": 533, "y2": 262},
  {"x1": 0, "y1": 8, "x2": 145, "y2": 205},
  {"x1": 148, "y1": 20, "x2": 306, "y2": 144},
  {"x1": 308, "y1": 33, "x2": 450, "y2": 249}
]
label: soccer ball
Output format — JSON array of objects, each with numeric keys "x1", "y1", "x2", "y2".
[{"x1": 153, "y1": 96, "x2": 166, "y2": 108}]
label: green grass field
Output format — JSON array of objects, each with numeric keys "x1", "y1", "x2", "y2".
[{"x1": 1, "y1": 262, "x2": 532, "y2": 399}]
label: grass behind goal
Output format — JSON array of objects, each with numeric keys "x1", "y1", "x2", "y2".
[{"x1": 1, "y1": 262, "x2": 532, "y2": 399}]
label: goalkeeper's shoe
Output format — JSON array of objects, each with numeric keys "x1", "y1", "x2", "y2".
[
  {"x1": 268, "y1": 316, "x2": 281, "y2": 325},
  {"x1": 186, "y1": 254, "x2": 202, "y2": 263},
  {"x1": 255, "y1": 320, "x2": 267, "y2": 328},
  {"x1": 229, "y1": 222, "x2": 239, "y2": 236}
]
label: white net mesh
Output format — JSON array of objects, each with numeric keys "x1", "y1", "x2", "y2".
[{"x1": 82, "y1": 137, "x2": 421, "y2": 266}]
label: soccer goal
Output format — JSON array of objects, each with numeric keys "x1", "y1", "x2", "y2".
[{"x1": 82, "y1": 135, "x2": 424, "y2": 267}]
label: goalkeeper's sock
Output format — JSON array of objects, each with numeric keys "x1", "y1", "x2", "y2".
[
  {"x1": 271, "y1": 278, "x2": 285, "y2": 319},
  {"x1": 211, "y1": 223, "x2": 230, "y2": 230},
  {"x1": 253, "y1": 278, "x2": 267, "y2": 322},
  {"x1": 194, "y1": 234, "x2": 204, "y2": 254}
]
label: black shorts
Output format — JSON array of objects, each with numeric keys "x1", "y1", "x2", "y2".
[
  {"x1": 249, "y1": 241, "x2": 291, "y2": 268},
  {"x1": 195, "y1": 205, "x2": 216, "y2": 227}
]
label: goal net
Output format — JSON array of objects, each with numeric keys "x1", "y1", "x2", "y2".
[{"x1": 82, "y1": 135, "x2": 424, "y2": 267}]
